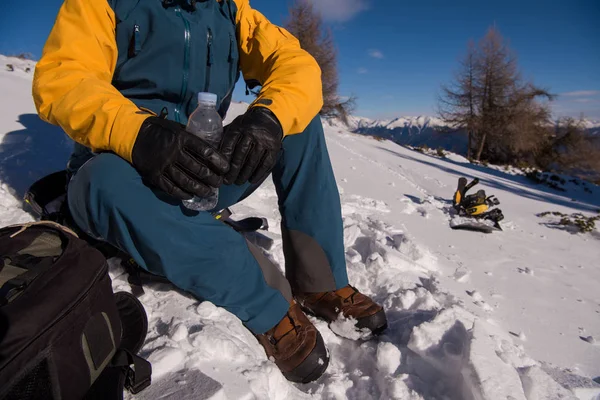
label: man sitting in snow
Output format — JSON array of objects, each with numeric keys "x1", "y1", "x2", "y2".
[{"x1": 32, "y1": 0, "x2": 386, "y2": 383}]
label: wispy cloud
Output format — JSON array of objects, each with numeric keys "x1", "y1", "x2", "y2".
[
  {"x1": 573, "y1": 98, "x2": 600, "y2": 104},
  {"x1": 550, "y1": 96, "x2": 600, "y2": 120},
  {"x1": 357, "y1": 67, "x2": 368, "y2": 74},
  {"x1": 561, "y1": 90, "x2": 600, "y2": 97},
  {"x1": 368, "y1": 49, "x2": 384, "y2": 59},
  {"x1": 307, "y1": 0, "x2": 369, "y2": 22}
]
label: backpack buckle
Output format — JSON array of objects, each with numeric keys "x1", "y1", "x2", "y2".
[
  {"x1": 0, "y1": 277, "x2": 28, "y2": 305},
  {"x1": 125, "y1": 365, "x2": 151, "y2": 394}
]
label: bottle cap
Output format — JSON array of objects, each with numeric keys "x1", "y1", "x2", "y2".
[{"x1": 197, "y1": 92, "x2": 217, "y2": 105}]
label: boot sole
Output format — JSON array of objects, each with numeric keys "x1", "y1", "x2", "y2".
[
  {"x1": 282, "y1": 333, "x2": 329, "y2": 384},
  {"x1": 356, "y1": 309, "x2": 388, "y2": 335}
]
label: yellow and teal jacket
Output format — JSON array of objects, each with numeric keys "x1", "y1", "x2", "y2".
[{"x1": 33, "y1": 0, "x2": 323, "y2": 163}]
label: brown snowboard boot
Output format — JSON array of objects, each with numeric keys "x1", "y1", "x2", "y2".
[
  {"x1": 296, "y1": 285, "x2": 387, "y2": 335},
  {"x1": 256, "y1": 302, "x2": 329, "y2": 383}
]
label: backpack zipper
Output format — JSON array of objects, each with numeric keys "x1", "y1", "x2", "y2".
[
  {"x1": 174, "y1": 7, "x2": 191, "y2": 123},
  {"x1": 204, "y1": 28, "x2": 213, "y2": 92}
]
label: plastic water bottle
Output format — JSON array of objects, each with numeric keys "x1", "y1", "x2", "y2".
[{"x1": 182, "y1": 92, "x2": 223, "y2": 211}]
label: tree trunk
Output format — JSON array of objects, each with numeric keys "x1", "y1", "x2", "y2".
[
  {"x1": 475, "y1": 131, "x2": 487, "y2": 161},
  {"x1": 467, "y1": 130, "x2": 473, "y2": 159}
]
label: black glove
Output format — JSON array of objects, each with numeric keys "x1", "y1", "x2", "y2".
[
  {"x1": 220, "y1": 107, "x2": 283, "y2": 185},
  {"x1": 131, "y1": 117, "x2": 229, "y2": 200}
]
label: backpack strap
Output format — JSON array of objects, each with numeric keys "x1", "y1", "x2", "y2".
[
  {"x1": 84, "y1": 350, "x2": 151, "y2": 399},
  {"x1": 110, "y1": 349, "x2": 152, "y2": 394},
  {"x1": 121, "y1": 258, "x2": 171, "y2": 297}
]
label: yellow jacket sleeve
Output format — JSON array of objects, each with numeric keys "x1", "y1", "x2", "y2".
[
  {"x1": 233, "y1": 0, "x2": 323, "y2": 136},
  {"x1": 32, "y1": 0, "x2": 150, "y2": 162}
]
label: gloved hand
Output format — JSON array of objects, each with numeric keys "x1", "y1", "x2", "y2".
[
  {"x1": 131, "y1": 117, "x2": 229, "y2": 200},
  {"x1": 220, "y1": 107, "x2": 283, "y2": 185}
]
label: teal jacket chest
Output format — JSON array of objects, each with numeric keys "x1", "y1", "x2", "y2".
[{"x1": 109, "y1": 0, "x2": 240, "y2": 124}]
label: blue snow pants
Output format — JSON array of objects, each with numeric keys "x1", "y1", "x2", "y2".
[{"x1": 67, "y1": 116, "x2": 348, "y2": 334}]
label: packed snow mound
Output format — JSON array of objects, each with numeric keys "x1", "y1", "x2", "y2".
[{"x1": 2, "y1": 56, "x2": 600, "y2": 399}]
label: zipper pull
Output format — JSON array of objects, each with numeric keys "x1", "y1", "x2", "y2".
[
  {"x1": 129, "y1": 24, "x2": 141, "y2": 57},
  {"x1": 158, "y1": 107, "x2": 169, "y2": 119},
  {"x1": 133, "y1": 24, "x2": 141, "y2": 56},
  {"x1": 207, "y1": 28, "x2": 214, "y2": 66}
]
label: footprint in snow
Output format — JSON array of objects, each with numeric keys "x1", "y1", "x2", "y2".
[
  {"x1": 580, "y1": 336, "x2": 597, "y2": 345},
  {"x1": 509, "y1": 331, "x2": 527, "y2": 341},
  {"x1": 170, "y1": 323, "x2": 189, "y2": 341},
  {"x1": 517, "y1": 267, "x2": 534, "y2": 276},
  {"x1": 466, "y1": 290, "x2": 494, "y2": 312},
  {"x1": 342, "y1": 195, "x2": 390, "y2": 214},
  {"x1": 453, "y1": 267, "x2": 471, "y2": 283}
]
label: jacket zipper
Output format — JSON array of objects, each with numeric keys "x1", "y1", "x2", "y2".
[
  {"x1": 204, "y1": 28, "x2": 213, "y2": 92},
  {"x1": 228, "y1": 31, "x2": 235, "y2": 85},
  {"x1": 174, "y1": 7, "x2": 191, "y2": 123},
  {"x1": 228, "y1": 32, "x2": 234, "y2": 63},
  {"x1": 133, "y1": 24, "x2": 141, "y2": 56},
  {"x1": 222, "y1": 34, "x2": 236, "y2": 111}
]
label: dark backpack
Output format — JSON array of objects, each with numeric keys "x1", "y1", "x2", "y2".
[{"x1": 0, "y1": 221, "x2": 151, "y2": 399}]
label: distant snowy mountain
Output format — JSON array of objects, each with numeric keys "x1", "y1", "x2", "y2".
[
  {"x1": 348, "y1": 115, "x2": 446, "y2": 132},
  {"x1": 580, "y1": 119, "x2": 600, "y2": 137},
  {"x1": 345, "y1": 112, "x2": 600, "y2": 154},
  {"x1": 344, "y1": 114, "x2": 468, "y2": 154},
  {"x1": 579, "y1": 119, "x2": 600, "y2": 130}
]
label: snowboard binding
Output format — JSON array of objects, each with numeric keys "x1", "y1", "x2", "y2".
[{"x1": 451, "y1": 177, "x2": 504, "y2": 231}]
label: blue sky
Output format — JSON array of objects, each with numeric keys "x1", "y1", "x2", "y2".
[{"x1": 2, "y1": 0, "x2": 599, "y2": 119}]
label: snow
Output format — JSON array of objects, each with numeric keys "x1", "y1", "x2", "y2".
[
  {"x1": 377, "y1": 342, "x2": 402, "y2": 375},
  {"x1": 2, "y1": 55, "x2": 600, "y2": 399},
  {"x1": 519, "y1": 365, "x2": 578, "y2": 400},
  {"x1": 147, "y1": 346, "x2": 187, "y2": 379},
  {"x1": 328, "y1": 314, "x2": 373, "y2": 340}
]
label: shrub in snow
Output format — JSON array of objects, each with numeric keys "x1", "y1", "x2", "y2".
[
  {"x1": 368, "y1": 134, "x2": 386, "y2": 142},
  {"x1": 531, "y1": 170, "x2": 598, "y2": 193},
  {"x1": 537, "y1": 211, "x2": 600, "y2": 234}
]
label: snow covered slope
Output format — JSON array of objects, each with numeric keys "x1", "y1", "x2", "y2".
[
  {"x1": 1, "y1": 54, "x2": 36, "y2": 74},
  {"x1": 1, "y1": 56, "x2": 600, "y2": 399}
]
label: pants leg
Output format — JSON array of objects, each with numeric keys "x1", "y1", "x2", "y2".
[
  {"x1": 273, "y1": 116, "x2": 349, "y2": 293},
  {"x1": 68, "y1": 153, "x2": 291, "y2": 334}
]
